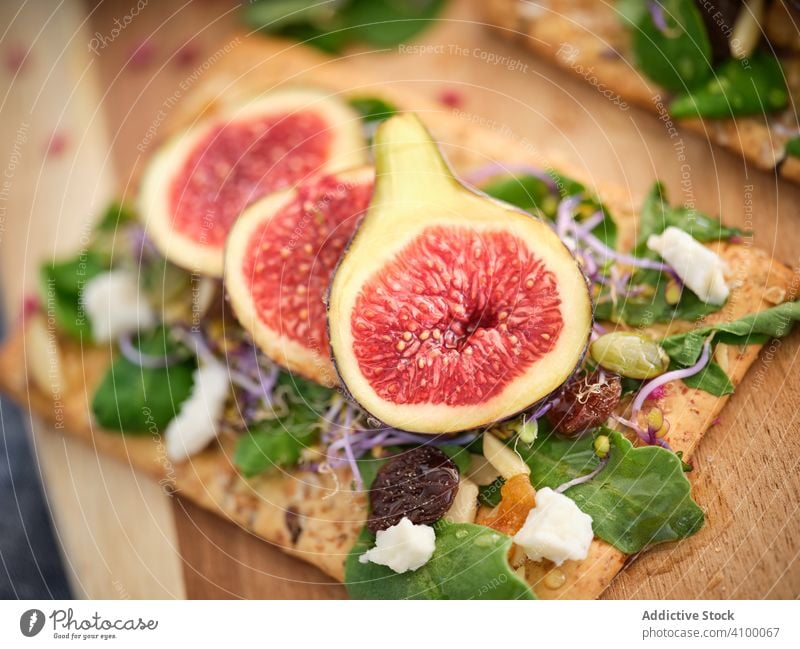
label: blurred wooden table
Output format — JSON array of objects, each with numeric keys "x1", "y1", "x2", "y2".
[{"x1": 1, "y1": 0, "x2": 798, "y2": 599}]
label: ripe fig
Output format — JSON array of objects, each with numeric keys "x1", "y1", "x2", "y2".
[
  {"x1": 327, "y1": 114, "x2": 592, "y2": 433},
  {"x1": 225, "y1": 167, "x2": 374, "y2": 386},
  {"x1": 139, "y1": 88, "x2": 367, "y2": 277}
]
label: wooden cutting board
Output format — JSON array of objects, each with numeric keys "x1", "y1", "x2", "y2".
[{"x1": 1, "y1": 0, "x2": 798, "y2": 599}]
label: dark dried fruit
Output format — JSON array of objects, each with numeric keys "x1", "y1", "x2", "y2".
[
  {"x1": 546, "y1": 371, "x2": 622, "y2": 436},
  {"x1": 368, "y1": 446, "x2": 459, "y2": 533}
]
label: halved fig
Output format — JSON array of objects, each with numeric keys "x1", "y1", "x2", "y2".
[
  {"x1": 225, "y1": 166, "x2": 374, "y2": 386},
  {"x1": 139, "y1": 88, "x2": 367, "y2": 277},
  {"x1": 327, "y1": 114, "x2": 592, "y2": 434}
]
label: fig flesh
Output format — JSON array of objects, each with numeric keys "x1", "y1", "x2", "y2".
[
  {"x1": 139, "y1": 88, "x2": 367, "y2": 277},
  {"x1": 327, "y1": 114, "x2": 592, "y2": 433},
  {"x1": 225, "y1": 166, "x2": 374, "y2": 386}
]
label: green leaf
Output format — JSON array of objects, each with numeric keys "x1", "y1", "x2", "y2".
[
  {"x1": 234, "y1": 415, "x2": 319, "y2": 477},
  {"x1": 522, "y1": 423, "x2": 600, "y2": 490},
  {"x1": 275, "y1": 371, "x2": 334, "y2": 411},
  {"x1": 439, "y1": 445, "x2": 471, "y2": 474},
  {"x1": 96, "y1": 201, "x2": 136, "y2": 232},
  {"x1": 345, "y1": 521, "x2": 535, "y2": 600},
  {"x1": 242, "y1": 0, "x2": 329, "y2": 32},
  {"x1": 482, "y1": 174, "x2": 553, "y2": 214},
  {"x1": 243, "y1": 0, "x2": 445, "y2": 53},
  {"x1": 234, "y1": 372, "x2": 333, "y2": 477},
  {"x1": 91, "y1": 327, "x2": 196, "y2": 434},
  {"x1": 679, "y1": 360, "x2": 734, "y2": 396},
  {"x1": 595, "y1": 183, "x2": 736, "y2": 326},
  {"x1": 565, "y1": 431, "x2": 704, "y2": 553},
  {"x1": 630, "y1": 0, "x2": 712, "y2": 92},
  {"x1": 524, "y1": 428, "x2": 704, "y2": 553},
  {"x1": 635, "y1": 182, "x2": 740, "y2": 251},
  {"x1": 670, "y1": 51, "x2": 789, "y2": 119},
  {"x1": 482, "y1": 171, "x2": 617, "y2": 248},
  {"x1": 39, "y1": 250, "x2": 107, "y2": 339},
  {"x1": 349, "y1": 96, "x2": 397, "y2": 125},
  {"x1": 357, "y1": 454, "x2": 389, "y2": 492},
  {"x1": 138, "y1": 257, "x2": 195, "y2": 313},
  {"x1": 786, "y1": 136, "x2": 800, "y2": 160},
  {"x1": 477, "y1": 476, "x2": 505, "y2": 507},
  {"x1": 343, "y1": 0, "x2": 445, "y2": 47},
  {"x1": 662, "y1": 300, "x2": 800, "y2": 367}
]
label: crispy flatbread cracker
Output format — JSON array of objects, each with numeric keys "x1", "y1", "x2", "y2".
[
  {"x1": 482, "y1": 0, "x2": 800, "y2": 183},
  {"x1": 0, "y1": 35, "x2": 796, "y2": 599}
]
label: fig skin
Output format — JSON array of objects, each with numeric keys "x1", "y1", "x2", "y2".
[{"x1": 326, "y1": 113, "x2": 593, "y2": 434}]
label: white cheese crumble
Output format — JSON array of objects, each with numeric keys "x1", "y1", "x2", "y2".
[
  {"x1": 165, "y1": 361, "x2": 230, "y2": 462},
  {"x1": 81, "y1": 270, "x2": 156, "y2": 342},
  {"x1": 647, "y1": 226, "x2": 729, "y2": 305},
  {"x1": 513, "y1": 487, "x2": 593, "y2": 566},
  {"x1": 358, "y1": 517, "x2": 435, "y2": 574}
]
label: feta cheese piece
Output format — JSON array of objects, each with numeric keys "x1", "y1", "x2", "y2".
[
  {"x1": 358, "y1": 517, "x2": 435, "y2": 574},
  {"x1": 165, "y1": 361, "x2": 229, "y2": 462},
  {"x1": 82, "y1": 270, "x2": 156, "y2": 342},
  {"x1": 513, "y1": 487, "x2": 593, "y2": 566},
  {"x1": 647, "y1": 226, "x2": 729, "y2": 305}
]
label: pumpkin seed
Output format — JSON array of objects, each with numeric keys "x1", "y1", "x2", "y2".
[{"x1": 590, "y1": 331, "x2": 670, "y2": 379}]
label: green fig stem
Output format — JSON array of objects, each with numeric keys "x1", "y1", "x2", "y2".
[{"x1": 371, "y1": 113, "x2": 458, "y2": 204}]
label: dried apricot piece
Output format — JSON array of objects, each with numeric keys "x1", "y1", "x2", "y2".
[{"x1": 478, "y1": 474, "x2": 537, "y2": 536}]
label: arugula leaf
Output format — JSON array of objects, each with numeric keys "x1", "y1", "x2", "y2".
[
  {"x1": 630, "y1": 0, "x2": 712, "y2": 92},
  {"x1": 234, "y1": 373, "x2": 333, "y2": 477},
  {"x1": 670, "y1": 51, "x2": 789, "y2": 119},
  {"x1": 482, "y1": 171, "x2": 617, "y2": 248},
  {"x1": 523, "y1": 427, "x2": 704, "y2": 554},
  {"x1": 345, "y1": 521, "x2": 535, "y2": 600},
  {"x1": 242, "y1": 0, "x2": 327, "y2": 32},
  {"x1": 565, "y1": 431, "x2": 704, "y2": 553},
  {"x1": 343, "y1": 0, "x2": 445, "y2": 47},
  {"x1": 482, "y1": 174, "x2": 553, "y2": 213},
  {"x1": 91, "y1": 327, "x2": 196, "y2": 434},
  {"x1": 96, "y1": 201, "x2": 136, "y2": 232},
  {"x1": 786, "y1": 136, "x2": 800, "y2": 160},
  {"x1": 439, "y1": 445, "x2": 471, "y2": 474},
  {"x1": 662, "y1": 300, "x2": 800, "y2": 367},
  {"x1": 357, "y1": 455, "x2": 388, "y2": 492},
  {"x1": 243, "y1": 0, "x2": 445, "y2": 53},
  {"x1": 635, "y1": 182, "x2": 740, "y2": 251},
  {"x1": 678, "y1": 360, "x2": 734, "y2": 396},
  {"x1": 477, "y1": 476, "x2": 505, "y2": 507},
  {"x1": 39, "y1": 250, "x2": 107, "y2": 339},
  {"x1": 521, "y1": 423, "x2": 600, "y2": 489},
  {"x1": 348, "y1": 96, "x2": 397, "y2": 126},
  {"x1": 234, "y1": 414, "x2": 319, "y2": 477}
]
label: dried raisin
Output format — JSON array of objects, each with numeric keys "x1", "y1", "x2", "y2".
[{"x1": 368, "y1": 446, "x2": 459, "y2": 532}]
